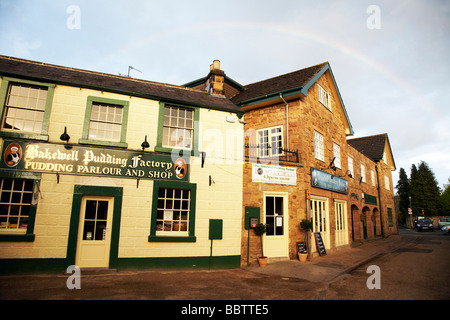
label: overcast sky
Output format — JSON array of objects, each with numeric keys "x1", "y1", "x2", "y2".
[{"x1": 1, "y1": 0, "x2": 449, "y2": 190}]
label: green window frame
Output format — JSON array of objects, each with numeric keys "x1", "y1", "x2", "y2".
[
  {"x1": 79, "y1": 96, "x2": 129, "y2": 148},
  {"x1": 155, "y1": 101, "x2": 200, "y2": 156},
  {"x1": 148, "y1": 180, "x2": 197, "y2": 243},
  {"x1": 0, "y1": 170, "x2": 41, "y2": 242},
  {"x1": 0, "y1": 77, "x2": 55, "y2": 141}
]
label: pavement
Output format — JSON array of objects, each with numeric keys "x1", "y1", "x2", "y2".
[
  {"x1": 248, "y1": 231, "x2": 417, "y2": 284},
  {"x1": 0, "y1": 228, "x2": 421, "y2": 300}
]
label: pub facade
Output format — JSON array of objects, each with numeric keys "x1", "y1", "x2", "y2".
[
  {"x1": 187, "y1": 61, "x2": 398, "y2": 266},
  {"x1": 0, "y1": 56, "x2": 244, "y2": 273}
]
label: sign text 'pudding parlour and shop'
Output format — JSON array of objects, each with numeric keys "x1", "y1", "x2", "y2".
[{"x1": 1, "y1": 141, "x2": 189, "y2": 181}]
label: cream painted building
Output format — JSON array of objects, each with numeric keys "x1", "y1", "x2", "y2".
[{"x1": 0, "y1": 56, "x2": 244, "y2": 273}]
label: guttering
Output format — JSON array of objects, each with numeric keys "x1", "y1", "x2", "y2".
[
  {"x1": 375, "y1": 164, "x2": 385, "y2": 237},
  {"x1": 279, "y1": 93, "x2": 289, "y2": 149}
]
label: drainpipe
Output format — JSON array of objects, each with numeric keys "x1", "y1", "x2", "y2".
[
  {"x1": 375, "y1": 164, "x2": 385, "y2": 237},
  {"x1": 279, "y1": 93, "x2": 289, "y2": 149}
]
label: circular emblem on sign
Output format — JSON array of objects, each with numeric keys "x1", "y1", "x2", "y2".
[
  {"x1": 174, "y1": 158, "x2": 187, "y2": 180},
  {"x1": 4, "y1": 143, "x2": 22, "y2": 168}
]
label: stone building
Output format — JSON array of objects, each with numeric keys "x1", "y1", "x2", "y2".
[{"x1": 188, "y1": 60, "x2": 397, "y2": 266}]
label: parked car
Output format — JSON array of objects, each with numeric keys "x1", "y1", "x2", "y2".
[
  {"x1": 416, "y1": 218, "x2": 434, "y2": 232},
  {"x1": 438, "y1": 217, "x2": 450, "y2": 229},
  {"x1": 441, "y1": 225, "x2": 450, "y2": 234}
]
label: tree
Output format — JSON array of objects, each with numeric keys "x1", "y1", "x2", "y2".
[
  {"x1": 409, "y1": 161, "x2": 442, "y2": 216},
  {"x1": 395, "y1": 168, "x2": 409, "y2": 223},
  {"x1": 441, "y1": 178, "x2": 450, "y2": 215}
]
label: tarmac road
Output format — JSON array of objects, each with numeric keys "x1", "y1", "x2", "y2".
[{"x1": 0, "y1": 228, "x2": 430, "y2": 302}]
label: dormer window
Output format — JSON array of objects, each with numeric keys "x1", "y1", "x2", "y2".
[{"x1": 317, "y1": 84, "x2": 331, "y2": 111}]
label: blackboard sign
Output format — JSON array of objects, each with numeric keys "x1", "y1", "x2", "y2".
[
  {"x1": 314, "y1": 232, "x2": 327, "y2": 256},
  {"x1": 297, "y1": 241, "x2": 308, "y2": 254}
]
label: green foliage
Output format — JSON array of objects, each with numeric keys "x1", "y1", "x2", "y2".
[
  {"x1": 406, "y1": 161, "x2": 442, "y2": 216},
  {"x1": 253, "y1": 223, "x2": 266, "y2": 258},
  {"x1": 300, "y1": 219, "x2": 313, "y2": 232},
  {"x1": 441, "y1": 179, "x2": 450, "y2": 215},
  {"x1": 395, "y1": 168, "x2": 410, "y2": 222}
]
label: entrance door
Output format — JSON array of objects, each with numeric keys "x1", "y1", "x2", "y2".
[
  {"x1": 264, "y1": 194, "x2": 289, "y2": 258},
  {"x1": 310, "y1": 197, "x2": 330, "y2": 251},
  {"x1": 76, "y1": 196, "x2": 114, "y2": 268},
  {"x1": 334, "y1": 200, "x2": 348, "y2": 247}
]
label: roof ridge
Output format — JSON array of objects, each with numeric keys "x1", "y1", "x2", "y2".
[
  {"x1": 242, "y1": 61, "x2": 328, "y2": 88},
  {"x1": 0, "y1": 55, "x2": 207, "y2": 95},
  {"x1": 347, "y1": 133, "x2": 387, "y2": 141}
]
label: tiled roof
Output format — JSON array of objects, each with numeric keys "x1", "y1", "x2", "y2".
[
  {"x1": 347, "y1": 133, "x2": 388, "y2": 161},
  {"x1": 231, "y1": 62, "x2": 328, "y2": 104},
  {"x1": 0, "y1": 56, "x2": 242, "y2": 114}
]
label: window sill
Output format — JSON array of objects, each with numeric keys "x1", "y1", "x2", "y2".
[
  {"x1": 0, "y1": 233, "x2": 35, "y2": 242},
  {"x1": 154, "y1": 146, "x2": 197, "y2": 156},
  {"x1": 0, "y1": 131, "x2": 49, "y2": 142},
  {"x1": 148, "y1": 235, "x2": 196, "y2": 243},
  {"x1": 78, "y1": 138, "x2": 128, "y2": 148}
]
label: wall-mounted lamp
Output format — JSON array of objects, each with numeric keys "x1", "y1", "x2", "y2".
[
  {"x1": 328, "y1": 157, "x2": 336, "y2": 171},
  {"x1": 141, "y1": 135, "x2": 150, "y2": 151},
  {"x1": 60, "y1": 127, "x2": 70, "y2": 143}
]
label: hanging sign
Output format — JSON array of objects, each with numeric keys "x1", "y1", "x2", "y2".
[
  {"x1": 0, "y1": 140, "x2": 189, "y2": 182},
  {"x1": 252, "y1": 164, "x2": 296, "y2": 185},
  {"x1": 311, "y1": 168, "x2": 348, "y2": 194}
]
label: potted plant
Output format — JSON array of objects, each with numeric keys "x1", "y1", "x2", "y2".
[
  {"x1": 299, "y1": 219, "x2": 313, "y2": 262},
  {"x1": 254, "y1": 223, "x2": 267, "y2": 267}
]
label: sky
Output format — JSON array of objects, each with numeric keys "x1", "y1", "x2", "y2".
[{"x1": 0, "y1": 0, "x2": 449, "y2": 190}]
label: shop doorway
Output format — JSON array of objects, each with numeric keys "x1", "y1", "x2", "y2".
[
  {"x1": 263, "y1": 193, "x2": 289, "y2": 258},
  {"x1": 334, "y1": 200, "x2": 348, "y2": 247},
  {"x1": 76, "y1": 196, "x2": 114, "y2": 268},
  {"x1": 310, "y1": 196, "x2": 330, "y2": 251}
]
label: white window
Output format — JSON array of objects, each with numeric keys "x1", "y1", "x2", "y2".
[
  {"x1": 162, "y1": 105, "x2": 194, "y2": 149},
  {"x1": 156, "y1": 187, "x2": 191, "y2": 235},
  {"x1": 360, "y1": 164, "x2": 366, "y2": 183},
  {"x1": 257, "y1": 126, "x2": 283, "y2": 158},
  {"x1": 0, "y1": 178, "x2": 34, "y2": 233},
  {"x1": 317, "y1": 84, "x2": 331, "y2": 111},
  {"x1": 385, "y1": 175, "x2": 390, "y2": 190},
  {"x1": 89, "y1": 102, "x2": 123, "y2": 142},
  {"x1": 371, "y1": 170, "x2": 375, "y2": 186},
  {"x1": 348, "y1": 156, "x2": 354, "y2": 178},
  {"x1": 2, "y1": 83, "x2": 48, "y2": 133},
  {"x1": 333, "y1": 143, "x2": 341, "y2": 169},
  {"x1": 314, "y1": 131, "x2": 324, "y2": 161}
]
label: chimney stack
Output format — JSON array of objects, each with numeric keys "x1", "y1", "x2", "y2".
[{"x1": 207, "y1": 59, "x2": 225, "y2": 96}]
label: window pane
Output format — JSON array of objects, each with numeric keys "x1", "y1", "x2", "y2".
[{"x1": 88, "y1": 102, "x2": 123, "y2": 142}]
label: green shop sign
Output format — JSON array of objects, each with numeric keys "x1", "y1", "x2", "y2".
[
  {"x1": 0, "y1": 140, "x2": 189, "y2": 182},
  {"x1": 311, "y1": 168, "x2": 348, "y2": 194}
]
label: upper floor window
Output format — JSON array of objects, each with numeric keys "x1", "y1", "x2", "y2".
[
  {"x1": 79, "y1": 96, "x2": 129, "y2": 148},
  {"x1": 162, "y1": 105, "x2": 194, "y2": 149},
  {"x1": 156, "y1": 102, "x2": 199, "y2": 156},
  {"x1": 348, "y1": 156, "x2": 354, "y2": 177},
  {"x1": 371, "y1": 170, "x2": 376, "y2": 186},
  {"x1": 385, "y1": 175, "x2": 390, "y2": 190},
  {"x1": 258, "y1": 125, "x2": 283, "y2": 158},
  {"x1": 314, "y1": 131, "x2": 324, "y2": 161},
  {"x1": 361, "y1": 163, "x2": 366, "y2": 183},
  {"x1": 317, "y1": 84, "x2": 331, "y2": 111},
  {"x1": 0, "y1": 78, "x2": 54, "y2": 141},
  {"x1": 89, "y1": 102, "x2": 123, "y2": 142},
  {"x1": 333, "y1": 143, "x2": 341, "y2": 169}
]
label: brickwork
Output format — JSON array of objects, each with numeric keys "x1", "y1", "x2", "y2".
[{"x1": 241, "y1": 69, "x2": 397, "y2": 266}]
